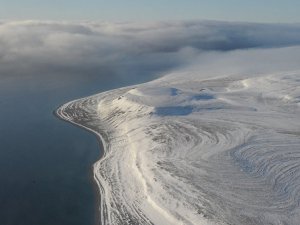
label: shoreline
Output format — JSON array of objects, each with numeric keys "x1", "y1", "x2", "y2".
[
  {"x1": 52, "y1": 85, "x2": 147, "y2": 225},
  {"x1": 52, "y1": 68, "x2": 300, "y2": 225},
  {"x1": 53, "y1": 107, "x2": 105, "y2": 225}
]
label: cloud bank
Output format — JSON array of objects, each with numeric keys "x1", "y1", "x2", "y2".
[{"x1": 1, "y1": 20, "x2": 300, "y2": 88}]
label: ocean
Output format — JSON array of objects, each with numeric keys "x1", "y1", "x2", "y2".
[{"x1": 0, "y1": 73, "x2": 155, "y2": 225}]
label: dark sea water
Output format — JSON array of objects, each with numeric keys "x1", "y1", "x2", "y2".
[{"x1": 0, "y1": 72, "x2": 157, "y2": 225}]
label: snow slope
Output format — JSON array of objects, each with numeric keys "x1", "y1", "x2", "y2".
[{"x1": 57, "y1": 51, "x2": 300, "y2": 225}]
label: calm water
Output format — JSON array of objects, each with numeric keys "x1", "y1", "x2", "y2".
[{"x1": 0, "y1": 73, "x2": 157, "y2": 225}]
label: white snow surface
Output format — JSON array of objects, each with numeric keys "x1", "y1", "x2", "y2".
[{"x1": 57, "y1": 54, "x2": 300, "y2": 224}]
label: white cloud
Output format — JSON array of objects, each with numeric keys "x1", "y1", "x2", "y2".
[{"x1": 1, "y1": 20, "x2": 300, "y2": 84}]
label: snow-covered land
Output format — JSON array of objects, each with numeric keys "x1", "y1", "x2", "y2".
[{"x1": 57, "y1": 47, "x2": 300, "y2": 225}]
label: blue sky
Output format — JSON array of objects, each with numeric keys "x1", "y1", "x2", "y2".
[{"x1": 0, "y1": 0, "x2": 300, "y2": 22}]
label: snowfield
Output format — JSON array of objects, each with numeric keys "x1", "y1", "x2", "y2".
[{"x1": 57, "y1": 51, "x2": 300, "y2": 225}]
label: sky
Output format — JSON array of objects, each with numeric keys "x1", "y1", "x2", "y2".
[{"x1": 0, "y1": 0, "x2": 300, "y2": 23}]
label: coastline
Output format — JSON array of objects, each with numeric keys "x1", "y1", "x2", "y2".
[
  {"x1": 53, "y1": 107, "x2": 105, "y2": 225},
  {"x1": 53, "y1": 68, "x2": 300, "y2": 225},
  {"x1": 53, "y1": 85, "x2": 160, "y2": 225}
]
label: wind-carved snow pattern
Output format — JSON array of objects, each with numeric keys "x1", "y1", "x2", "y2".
[{"x1": 57, "y1": 70, "x2": 300, "y2": 225}]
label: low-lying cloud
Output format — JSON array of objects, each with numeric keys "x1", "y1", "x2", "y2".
[{"x1": 1, "y1": 20, "x2": 300, "y2": 89}]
